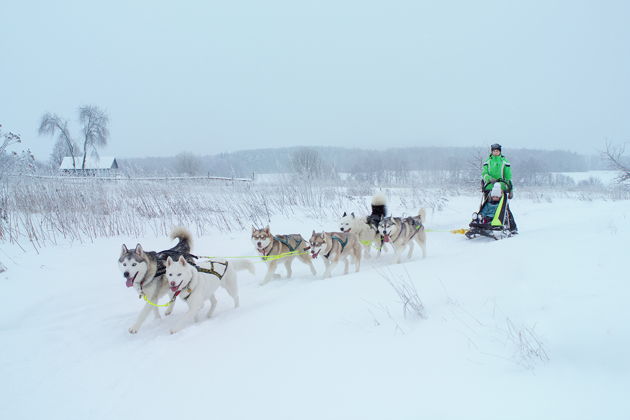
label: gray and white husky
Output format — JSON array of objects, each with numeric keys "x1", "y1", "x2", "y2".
[
  {"x1": 339, "y1": 192, "x2": 387, "y2": 258},
  {"x1": 251, "y1": 226, "x2": 316, "y2": 285},
  {"x1": 308, "y1": 231, "x2": 362, "y2": 278},
  {"x1": 378, "y1": 209, "x2": 427, "y2": 264},
  {"x1": 165, "y1": 255, "x2": 254, "y2": 334},
  {"x1": 118, "y1": 227, "x2": 192, "y2": 334}
]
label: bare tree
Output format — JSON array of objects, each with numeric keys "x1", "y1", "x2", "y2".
[
  {"x1": 0, "y1": 124, "x2": 25, "y2": 179},
  {"x1": 289, "y1": 147, "x2": 324, "y2": 179},
  {"x1": 465, "y1": 147, "x2": 486, "y2": 190},
  {"x1": 174, "y1": 152, "x2": 202, "y2": 176},
  {"x1": 0, "y1": 124, "x2": 21, "y2": 156},
  {"x1": 603, "y1": 141, "x2": 630, "y2": 184},
  {"x1": 1, "y1": 124, "x2": 26, "y2": 272},
  {"x1": 78, "y1": 105, "x2": 109, "y2": 169},
  {"x1": 49, "y1": 137, "x2": 74, "y2": 168},
  {"x1": 39, "y1": 113, "x2": 80, "y2": 169}
]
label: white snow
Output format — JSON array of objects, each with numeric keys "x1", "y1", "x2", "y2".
[
  {"x1": 556, "y1": 170, "x2": 619, "y2": 186},
  {"x1": 1, "y1": 194, "x2": 629, "y2": 420}
]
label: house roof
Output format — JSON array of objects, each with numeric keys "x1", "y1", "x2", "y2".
[{"x1": 60, "y1": 156, "x2": 118, "y2": 170}]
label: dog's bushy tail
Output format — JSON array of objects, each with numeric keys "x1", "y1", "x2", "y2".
[
  {"x1": 170, "y1": 227, "x2": 193, "y2": 253},
  {"x1": 231, "y1": 259, "x2": 255, "y2": 275},
  {"x1": 417, "y1": 208, "x2": 426, "y2": 223},
  {"x1": 371, "y1": 192, "x2": 387, "y2": 219},
  {"x1": 371, "y1": 192, "x2": 387, "y2": 206}
]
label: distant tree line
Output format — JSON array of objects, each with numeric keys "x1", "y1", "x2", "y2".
[{"x1": 117, "y1": 145, "x2": 602, "y2": 183}]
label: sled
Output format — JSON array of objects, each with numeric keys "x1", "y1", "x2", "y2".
[{"x1": 465, "y1": 181, "x2": 516, "y2": 240}]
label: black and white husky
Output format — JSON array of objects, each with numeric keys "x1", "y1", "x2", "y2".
[
  {"x1": 118, "y1": 227, "x2": 193, "y2": 334},
  {"x1": 338, "y1": 192, "x2": 387, "y2": 258},
  {"x1": 378, "y1": 209, "x2": 427, "y2": 264},
  {"x1": 165, "y1": 256, "x2": 254, "y2": 334}
]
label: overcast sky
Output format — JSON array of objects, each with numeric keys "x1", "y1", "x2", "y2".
[{"x1": 2, "y1": 0, "x2": 629, "y2": 160}]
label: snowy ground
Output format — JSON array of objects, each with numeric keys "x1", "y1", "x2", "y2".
[
  {"x1": 556, "y1": 170, "x2": 619, "y2": 186},
  {"x1": 1, "y1": 193, "x2": 629, "y2": 420}
]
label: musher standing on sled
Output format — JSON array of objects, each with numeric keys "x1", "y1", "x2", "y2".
[{"x1": 482, "y1": 143, "x2": 518, "y2": 233}]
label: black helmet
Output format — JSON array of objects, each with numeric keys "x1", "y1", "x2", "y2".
[{"x1": 490, "y1": 143, "x2": 502, "y2": 151}]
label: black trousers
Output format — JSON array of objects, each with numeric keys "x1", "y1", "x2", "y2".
[{"x1": 506, "y1": 205, "x2": 517, "y2": 232}]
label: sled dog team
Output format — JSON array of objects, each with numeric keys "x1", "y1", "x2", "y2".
[{"x1": 118, "y1": 194, "x2": 426, "y2": 334}]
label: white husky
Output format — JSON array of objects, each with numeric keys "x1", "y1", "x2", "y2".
[
  {"x1": 339, "y1": 192, "x2": 387, "y2": 259},
  {"x1": 165, "y1": 256, "x2": 254, "y2": 334}
]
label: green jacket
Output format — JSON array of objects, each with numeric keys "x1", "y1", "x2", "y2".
[{"x1": 482, "y1": 154, "x2": 512, "y2": 191}]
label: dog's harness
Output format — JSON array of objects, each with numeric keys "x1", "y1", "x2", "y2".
[
  {"x1": 170, "y1": 261, "x2": 229, "y2": 303},
  {"x1": 324, "y1": 235, "x2": 348, "y2": 259},
  {"x1": 258, "y1": 241, "x2": 275, "y2": 258},
  {"x1": 258, "y1": 236, "x2": 308, "y2": 260},
  {"x1": 274, "y1": 235, "x2": 302, "y2": 252},
  {"x1": 407, "y1": 218, "x2": 423, "y2": 240},
  {"x1": 391, "y1": 221, "x2": 406, "y2": 243},
  {"x1": 136, "y1": 273, "x2": 157, "y2": 299},
  {"x1": 383, "y1": 218, "x2": 405, "y2": 244},
  {"x1": 170, "y1": 280, "x2": 193, "y2": 301},
  {"x1": 195, "y1": 260, "x2": 228, "y2": 279}
]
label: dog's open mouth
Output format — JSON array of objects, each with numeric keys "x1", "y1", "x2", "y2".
[
  {"x1": 170, "y1": 280, "x2": 184, "y2": 293},
  {"x1": 311, "y1": 250, "x2": 320, "y2": 259},
  {"x1": 383, "y1": 235, "x2": 391, "y2": 243},
  {"x1": 125, "y1": 272, "x2": 138, "y2": 288}
]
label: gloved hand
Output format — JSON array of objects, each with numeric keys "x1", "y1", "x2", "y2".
[{"x1": 508, "y1": 191, "x2": 514, "y2": 199}]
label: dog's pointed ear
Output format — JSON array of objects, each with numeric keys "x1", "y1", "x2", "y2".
[
  {"x1": 178, "y1": 255, "x2": 187, "y2": 266},
  {"x1": 134, "y1": 244, "x2": 143, "y2": 255},
  {"x1": 166, "y1": 256, "x2": 173, "y2": 266},
  {"x1": 264, "y1": 225, "x2": 270, "y2": 233},
  {"x1": 320, "y1": 232, "x2": 325, "y2": 238},
  {"x1": 252, "y1": 226, "x2": 256, "y2": 233},
  {"x1": 351, "y1": 212, "x2": 355, "y2": 218},
  {"x1": 342, "y1": 211, "x2": 347, "y2": 217},
  {"x1": 312, "y1": 230, "x2": 316, "y2": 236},
  {"x1": 120, "y1": 244, "x2": 128, "y2": 257}
]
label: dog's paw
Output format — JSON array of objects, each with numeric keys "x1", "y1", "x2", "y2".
[{"x1": 128, "y1": 327, "x2": 138, "y2": 334}]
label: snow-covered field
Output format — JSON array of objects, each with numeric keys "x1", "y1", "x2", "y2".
[
  {"x1": 556, "y1": 170, "x2": 619, "y2": 186},
  {"x1": 1, "y1": 192, "x2": 629, "y2": 420}
]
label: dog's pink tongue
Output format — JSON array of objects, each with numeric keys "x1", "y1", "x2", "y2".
[
  {"x1": 383, "y1": 235, "x2": 390, "y2": 243},
  {"x1": 126, "y1": 278, "x2": 134, "y2": 288}
]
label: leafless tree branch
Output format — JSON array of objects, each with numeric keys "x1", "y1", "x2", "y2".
[
  {"x1": 38, "y1": 113, "x2": 80, "y2": 168},
  {"x1": 603, "y1": 141, "x2": 630, "y2": 184},
  {"x1": 79, "y1": 105, "x2": 109, "y2": 169}
]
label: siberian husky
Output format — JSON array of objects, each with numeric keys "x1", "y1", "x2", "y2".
[
  {"x1": 118, "y1": 227, "x2": 193, "y2": 334},
  {"x1": 308, "y1": 231, "x2": 362, "y2": 278},
  {"x1": 378, "y1": 209, "x2": 427, "y2": 264},
  {"x1": 251, "y1": 226, "x2": 316, "y2": 285},
  {"x1": 339, "y1": 192, "x2": 387, "y2": 258},
  {"x1": 165, "y1": 256, "x2": 254, "y2": 334}
]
